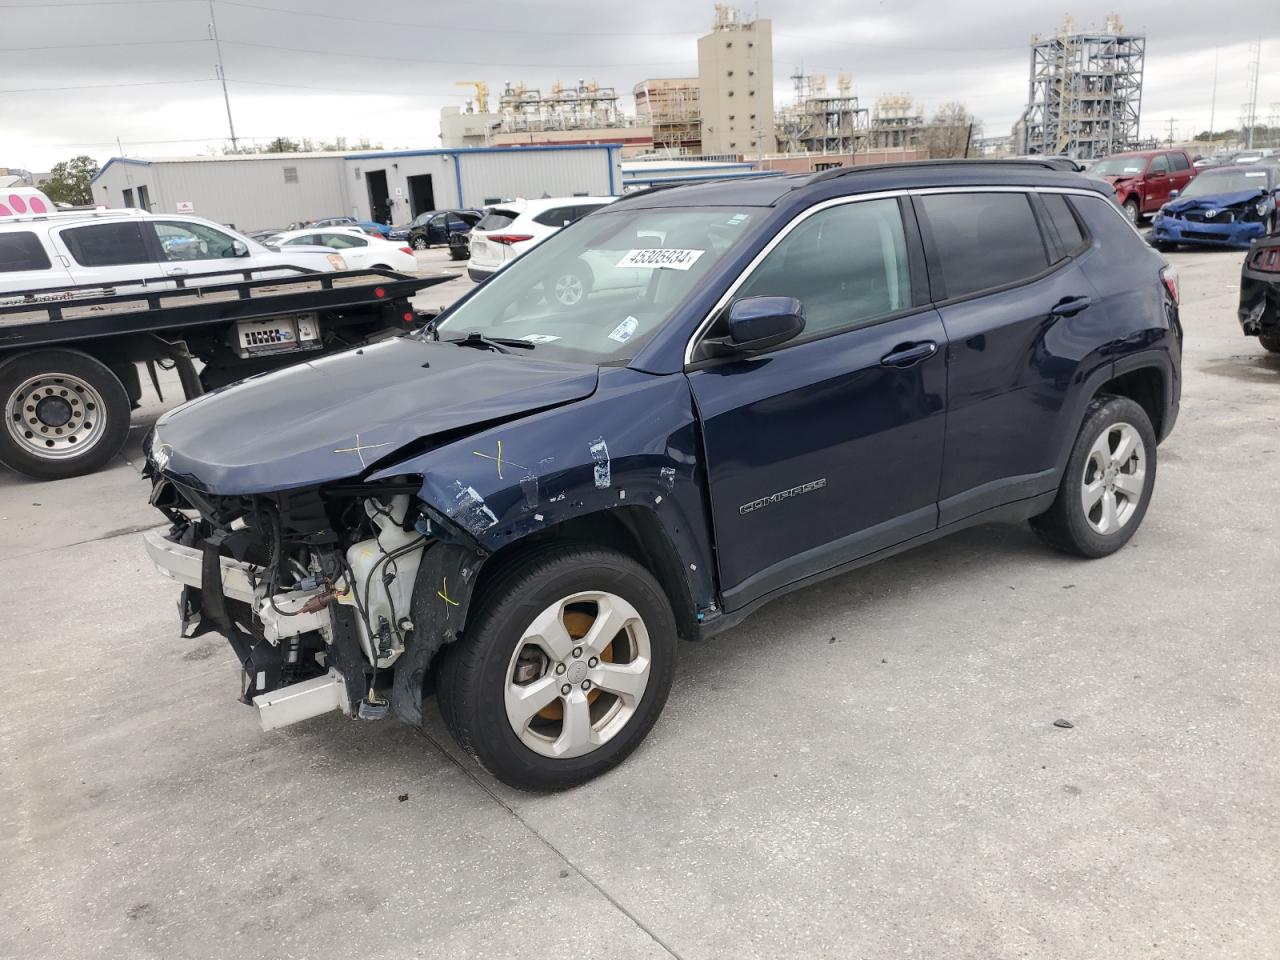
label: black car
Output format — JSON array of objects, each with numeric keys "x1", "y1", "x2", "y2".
[
  {"x1": 1239, "y1": 231, "x2": 1280, "y2": 352},
  {"x1": 402, "y1": 209, "x2": 482, "y2": 250},
  {"x1": 145, "y1": 160, "x2": 1181, "y2": 790}
]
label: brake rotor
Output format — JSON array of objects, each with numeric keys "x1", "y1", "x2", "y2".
[{"x1": 536, "y1": 609, "x2": 614, "y2": 721}]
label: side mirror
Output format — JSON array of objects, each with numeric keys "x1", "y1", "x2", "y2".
[
  {"x1": 725, "y1": 296, "x2": 805, "y2": 353},
  {"x1": 232, "y1": 239, "x2": 249, "y2": 257},
  {"x1": 1168, "y1": 189, "x2": 1180, "y2": 199}
]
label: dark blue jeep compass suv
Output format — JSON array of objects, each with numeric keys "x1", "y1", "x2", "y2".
[{"x1": 145, "y1": 160, "x2": 1182, "y2": 789}]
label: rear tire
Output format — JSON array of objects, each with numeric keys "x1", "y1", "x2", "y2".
[
  {"x1": 1030, "y1": 396, "x2": 1157, "y2": 558},
  {"x1": 436, "y1": 544, "x2": 677, "y2": 791},
  {"x1": 1259, "y1": 334, "x2": 1280, "y2": 353},
  {"x1": 0, "y1": 349, "x2": 130, "y2": 481}
]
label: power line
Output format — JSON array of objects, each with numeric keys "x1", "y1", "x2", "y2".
[
  {"x1": 0, "y1": 38, "x2": 204, "y2": 51},
  {"x1": 213, "y1": 0, "x2": 694, "y2": 38},
  {"x1": 0, "y1": 0, "x2": 196, "y2": 6},
  {"x1": 218, "y1": 38, "x2": 696, "y2": 70},
  {"x1": 0, "y1": 77, "x2": 214, "y2": 95}
]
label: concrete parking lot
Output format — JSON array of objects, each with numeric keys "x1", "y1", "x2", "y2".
[{"x1": 1, "y1": 246, "x2": 1277, "y2": 960}]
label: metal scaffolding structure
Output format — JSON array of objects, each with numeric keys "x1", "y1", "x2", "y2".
[
  {"x1": 634, "y1": 78, "x2": 702, "y2": 154},
  {"x1": 496, "y1": 79, "x2": 635, "y2": 133},
  {"x1": 1024, "y1": 15, "x2": 1145, "y2": 160},
  {"x1": 776, "y1": 73, "x2": 869, "y2": 154},
  {"x1": 870, "y1": 95, "x2": 926, "y2": 149}
]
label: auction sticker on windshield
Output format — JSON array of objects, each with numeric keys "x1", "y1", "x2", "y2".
[{"x1": 616, "y1": 248, "x2": 705, "y2": 270}]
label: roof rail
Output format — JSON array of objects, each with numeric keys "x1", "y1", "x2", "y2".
[
  {"x1": 801, "y1": 157, "x2": 1079, "y2": 188},
  {"x1": 0, "y1": 207, "x2": 141, "y2": 226}
]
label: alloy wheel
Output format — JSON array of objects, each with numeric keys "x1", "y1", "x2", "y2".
[
  {"x1": 504, "y1": 591, "x2": 651, "y2": 759},
  {"x1": 1080, "y1": 421, "x2": 1146, "y2": 535},
  {"x1": 553, "y1": 272, "x2": 585, "y2": 306}
]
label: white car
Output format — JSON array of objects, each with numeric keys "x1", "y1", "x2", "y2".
[
  {"x1": 271, "y1": 228, "x2": 418, "y2": 274},
  {"x1": 467, "y1": 196, "x2": 615, "y2": 283},
  {"x1": 0, "y1": 191, "x2": 344, "y2": 295}
]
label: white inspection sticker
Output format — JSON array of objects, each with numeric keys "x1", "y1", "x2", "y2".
[
  {"x1": 1246, "y1": 171, "x2": 1267, "y2": 177},
  {"x1": 520, "y1": 334, "x2": 561, "y2": 343},
  {"x1": 609, "y1": 316, "x2": 639, "y2": 343},
  {"x1": 616, "y1": 248, "x2": 705, "y2": 270}
]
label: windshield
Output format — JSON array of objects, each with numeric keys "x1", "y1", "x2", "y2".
[
  {"x1": 1181, "y1": 168, "x2": 1273, "y2": 198},
  {"x1": 435, "y1": 205, "x2": 758, "y2": 363},
  {"x1": 1091, "y1": 156, "x2": 1148, "y2": 177}
]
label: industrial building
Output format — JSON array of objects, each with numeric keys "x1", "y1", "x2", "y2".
[
  {"x1": 776, "y1": 74, "x2": 869, "y2": 154},
  {"x1": 91, "y1": 144, "x2": 623, "y2": 232},
  {"x1": 1021, "y1": 15, "x2": 1145, "y2": 160},
  {"x1": 870, "y1": 96, "x2": 927, "y2": 150},
  {"x1": 696, "y1": 5, "x2": 774, "y2": 155},
  {"x1": 634, "y1": 78, "x2": 702, "y2": 155}
]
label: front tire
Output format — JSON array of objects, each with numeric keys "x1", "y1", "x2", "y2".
[
  {"x1": 437, "y1": 545, "x2": 677, "y2": 790},
  {"x1": 0, "y1": 350, "x2": 130, "y2": 480},
  {"x1": 411, "y1": 236, "x2": 428, "y2": 251},
  {"x1": 1123, "y1": 198, "x2": 1140, "y2": 224},
  {"x1": 1259, "y1": 333, "x2": 1280, "y2": 353},
  {"x1": 1031, "y1": 396, "x2": 1157, "y2": 558}
]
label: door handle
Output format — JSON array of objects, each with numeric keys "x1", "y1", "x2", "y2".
[
  {"x1": 166, "y1": 267, "x2": 188, "y2": 276},
  {"x1": 880, "y1": 341, "x2": 938, "y2": 367},
  {"x1": 1049, "y1": 296, "x2": 1092, "y2": 317}
]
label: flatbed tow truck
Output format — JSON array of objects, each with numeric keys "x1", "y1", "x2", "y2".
[{"x1": 0, "y1": 264, "x2": 452, "y2": 479}]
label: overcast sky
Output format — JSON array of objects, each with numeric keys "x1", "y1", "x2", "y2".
[{"x1": 3, "y1": 0, "x2": 1277, "y2": 171}]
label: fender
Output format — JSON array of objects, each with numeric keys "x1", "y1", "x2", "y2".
[{"x1": 370, "y1": 365, "x2": 719, "y2": 631}]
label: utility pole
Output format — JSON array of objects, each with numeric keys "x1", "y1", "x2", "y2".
[
  {"x1": 209, "y1": 0, "x2": 238, "y2": 151},
  {"x1": 1208, "y1": 48, "x2": 1218, "y2": 142},
  {"x1": 1166, "y1": 116, "x2": 1177, "y2": 148},
  {"x1": 1244, "y1": 37, "x2": 1261, "y2": 149}
]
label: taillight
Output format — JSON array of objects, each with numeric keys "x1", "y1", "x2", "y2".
[
  {"x1": 402, "y1": 311, "x2": 414, "y2": 324},
  {"x1": 399, "y1": 246, "x2": 413, "y2": 255},
  {"x1": 486, "y1": 234, "x2": 534, "y2": 246},
  {"x1": 1250, "y1": 247, "x2": 1280, "y2": 273},
  {"x1": 374, "y1": 286, "x2": 386, "y2": 298},
  {"x1": 1160, "y1": 265, "x2": 1180, "y2": 305}
]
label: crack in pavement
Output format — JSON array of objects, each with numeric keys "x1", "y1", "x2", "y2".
[
  {"x1": 1, "y1": 521, "x2": 164, "y2": 565},
  {"x1": 415, "y1": 727, "x2": 687, "y2": 960}
]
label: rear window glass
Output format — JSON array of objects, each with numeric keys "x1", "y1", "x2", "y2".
[
  {"x1": 0, "y1": 231, "x2": 52, "y2": 273},
  {"x1": 919, "y1": 192, "x2": 1049, "y2": 299},
  {"x1": 1041, "y1": 194, "x2": 1088, "y2": 256},
  {"x1": 61, "y1": 222, "x2": 152, "y2": 267},
  {"x1": 477, "y1": 209, "x2": 518, "y2": 231},
  {"x1": 532, "y1": 206, "x2": 574, "y2": 227}
]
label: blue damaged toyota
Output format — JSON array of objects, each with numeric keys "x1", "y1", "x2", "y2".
[
  {"x1": 144, "y1": 160, "x2": 1182, "y2": 790},
  {"x1": 1150, "y1": 163, "x2": 1279, "y2": 250}
]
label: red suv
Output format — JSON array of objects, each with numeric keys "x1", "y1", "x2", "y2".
[{"x1": 1090, "y1": 150, "x2": 1197, "y2": 223}]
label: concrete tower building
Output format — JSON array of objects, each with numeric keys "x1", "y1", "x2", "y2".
[{"x1": 697, "y1": 5, "x2": 774, "y2": 156}]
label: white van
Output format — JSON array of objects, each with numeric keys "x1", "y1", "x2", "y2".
[{"x1": 0, "y1": 190, "x2": 345, "y2": 295}]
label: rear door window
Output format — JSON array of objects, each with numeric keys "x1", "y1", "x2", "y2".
[
  {"x1": 532, "y1": 206, "x2": 574, "y2": 227},
  {"x1": 1040, "y1": 194, "x2": 1088, "y2": 257},
  {"x1": 477, "y1": 208, "x2": 518, "y2": 231},
  {"x1": 918, "y1": 192, "x2": 1050, "y2": 300},
  {"x1": 0, "y1": 232, "x2": 52, "y2": 272},
  {"x1": 60, "y1": 221, "x2": 153, "y2": 267},
  {"x1": 1169, "y1": 152, "x2": 1190, "y2": 171}
]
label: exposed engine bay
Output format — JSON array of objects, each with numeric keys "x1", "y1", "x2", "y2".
[{"x1": 145, "y1": 473, "x2": 482, "y2": 731}]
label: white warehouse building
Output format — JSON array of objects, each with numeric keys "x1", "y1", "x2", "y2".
[{"x1": 91, "y1": 144, "x2": 624, "y2": 232}]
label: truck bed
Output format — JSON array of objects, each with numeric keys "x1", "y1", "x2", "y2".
[{"x1": 0, "y1": 266, "x2": 455, "y2": 350}]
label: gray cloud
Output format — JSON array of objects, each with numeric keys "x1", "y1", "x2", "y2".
[{"x1": 2, "y1": 0, "x2": 1276, "y2": 170}]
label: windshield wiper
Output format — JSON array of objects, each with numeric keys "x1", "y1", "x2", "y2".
[{"x1": 444, "y1": 332, "x2": 536, "y2": 354}]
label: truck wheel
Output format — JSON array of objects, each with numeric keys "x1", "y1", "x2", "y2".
[
  {"x1": 1259, "y1": 334, "x2": 1280, "y2": 353},
  {"x1": 437, "y1": 545, "x2": 677, "y2": 791},
  {"x1": 1030, "y1": 396, "x2": 1157, "y2": 558},
  {"x1": 0, "y1": 350, "x2": 130, "y2": 480},
  {"x1": 1123, "y1": 198, "x2": 1140, "y2": 224}
]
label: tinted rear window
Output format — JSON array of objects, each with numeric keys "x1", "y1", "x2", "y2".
[
  {"x1": 532, "y1": 206, "x2": 574, "y2": 227},
  {"x1": 61, "y1": 222, "x2": 152, "y2": 267},
  {"x1": 0, "y1": 231, "x2": 52, "y2": 273},
  {"x1": 919, "y1": 192, "x2": 1049, "y2": 299},
  {"x1": 477, "y1": 209, "x2": 518, "y2": 231},
  {"x1": 1041, "y1": 194, "x2": 1088, "y2": 256}
]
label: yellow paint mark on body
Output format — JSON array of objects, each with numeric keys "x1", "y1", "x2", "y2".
[{"x1": 438, "y1": 577, "x2": 460, "y2": 607}]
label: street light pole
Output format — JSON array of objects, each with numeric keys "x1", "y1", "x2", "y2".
[{"x1": 209, "y1": 0, "x2": 238, "y2": 151}]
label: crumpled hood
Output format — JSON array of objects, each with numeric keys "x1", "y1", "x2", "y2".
[
  {"x1": 151, "y1": 337, "x2": 599, "y2": 494},
  {"x1": 1163, "y1": 189, "x2": 1264, "y2": 214}
]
